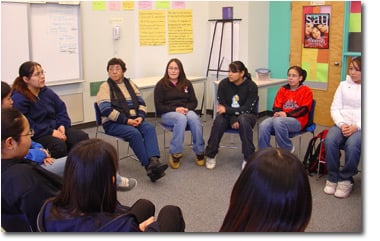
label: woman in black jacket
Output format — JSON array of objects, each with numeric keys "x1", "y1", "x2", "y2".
[{"x1": 1, "y1": 108, "x2": 62, "y2": 232}]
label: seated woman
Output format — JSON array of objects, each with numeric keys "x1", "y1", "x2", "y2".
[
  {"x1": 323, "y1": 57, "x2": 362, "y2": 199},
  {"x1": 1, "y1": 108, "x2": 62, "y2": 232},
  {"x1": 220, "y1": 147, "x2": 312, "y2": 232},
  {"x1": 97, "y1": 57, "x2": 168, "y2": 182},
  {"x1": 2, "y1": 80, "x2": 65, "y2": 176},
  {"x1": 204, "y1": 61, "x2": 258, "y2": 170},
  {"x1": 154, "y1": 58, "x2": 205, "y2": 169},
  {"x1": 258, "y1": 65, "x2": 313, "y2": 153},
  {"x1": 37, "y1": 138, "x2": 186, "y2": 232},
  {"x1": 11, "y1": 61, "x2": 89, "y2": 159}
]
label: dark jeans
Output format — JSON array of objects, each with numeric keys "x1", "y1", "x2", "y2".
[
  {"x1": 325, "y1": 125, "x2": 361, "y2": 183},
  {"x1": 103, "y1": 120, "x2": 160, "y2": 166},
  {"x1": 34, "y1": 128, "x2": 89, "y2": 158},
  {"x1": 205, "y1": 113, "x2": 257, "y2": 161}
]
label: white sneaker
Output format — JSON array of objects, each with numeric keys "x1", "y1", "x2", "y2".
[
  {"x1": 205, "y1": 156, "x2": 216, "y2": 169},
  {"x1": 117, "y1": 177, "x2": 137, "y2": 191},
  {"x1": 290, "y1": 145, "x2": 295, "y2": 154},
  {"x1": 241, "y1": 160, "x2": 247, "y2": 170},
  {"x1": 323, "y1": 180, "x2": 337, "y2": 195},
  {"x1": 334, "y1": 180, "x2": 353, "y2": 198}
]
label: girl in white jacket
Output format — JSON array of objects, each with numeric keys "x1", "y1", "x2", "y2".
[{"x1": 323, "y1": 57, "x2": 361, "y2": 199}]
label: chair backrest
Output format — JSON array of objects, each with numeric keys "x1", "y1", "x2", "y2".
[
  {"x1": 93, "y1": 102, "x2": 102, "y2": 126},
  {"x1": 305, "y1": 99, "x2": 316, "y2": 132}
]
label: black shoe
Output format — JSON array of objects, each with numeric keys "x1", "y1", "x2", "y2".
[
  {"x1": 148, "y1": 171, "x2": 166, "y2": 182},
  {"x1": 146, "y1": 157, "x2": 168, "y2": 182}
]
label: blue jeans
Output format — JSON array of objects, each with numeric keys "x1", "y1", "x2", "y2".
[
  {"x1": 103, "y1": 120, "x2": 160, "y2": 166},
  {"x1": 161, "y1": 110, "x2": 205, "y2": 155},
  {"x1": 258, "y1": 116, "x2": 301, "y2": 151},
  {"x1": 325, "y1": 125, "x2": 361, "y2": 183},
  {"x1": 205, "y1": 113, "x2": 257, "y2": 161}
]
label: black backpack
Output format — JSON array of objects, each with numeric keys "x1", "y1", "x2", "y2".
[{"x1": 303, "y1": 129, "x2": 329, "y2": 175}]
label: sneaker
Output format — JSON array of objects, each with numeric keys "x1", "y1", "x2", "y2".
[
  {"x1": 241, "y1": 160, "x2": 247, "y2": 170},
  {"x1": 334, "y1": 180, "x2": 353, "y2": 198},
  {"x1": 290, "y1": 145, "x2": 295, "y2": 154},
  {"x1": 117, "y1": 177, "x2": 137, "y2": 191},
  {"x1": 195, "y1": 153, "x2": 205, "y2": 166},
  {"x1": 205, "y1": 156, "x2": 216, "y2": 169},
  {"x1": 323, "y1": 180, "x2": 337, "y2": 195},
  {"x1": 169, "y1": 153, "x2": 182, "y2": 169}
]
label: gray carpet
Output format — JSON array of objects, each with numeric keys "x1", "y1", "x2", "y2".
[{"x1": 82, "y1": 115, "x2": 362, "y2": 233}]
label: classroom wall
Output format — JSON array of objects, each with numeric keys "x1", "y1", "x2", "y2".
[{"x1": 34, "y1": 1, "x2": 270, "y2": 125}]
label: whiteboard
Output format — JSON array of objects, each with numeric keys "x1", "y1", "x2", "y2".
[
  {"x1": 1, "y1": 2, "x2": 81, "y2": 85},
  {"x1": 1, "y1": 2, "x2": 30, "y2": 85}
]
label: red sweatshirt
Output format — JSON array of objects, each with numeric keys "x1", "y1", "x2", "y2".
[{"x1": 273, "y1": 84, "x2": 313, "y2": 129}]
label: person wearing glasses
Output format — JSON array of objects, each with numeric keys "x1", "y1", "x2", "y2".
[
  {"x1": 323, "y1": 57, "x2": 361, "y2": 199},
  {"x1": 2, "y1": 81, "x2": 66, "y2": 176},
  {"x1": 154, "y1": 58, "x2": 205, "y2": 169},
  {"x1": 258, "y1": 66, "x2": 313, "y2": 153},
  {"x1": 97, "y1": 57, "x2": 168, "y2": 182},
  {"x1": 1, "y1": 108, "x2": 63, "y2": 232},
  {"x1": 11, "y1": 61, "x2": 89, "y2": 159}
]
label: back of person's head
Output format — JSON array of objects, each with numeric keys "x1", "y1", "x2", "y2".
[
  {"x1": 229, "y1": 61, "x2": 251, "y2": 80},
  {"x1": 288, "y1": 66, "x2": 307, "y2": 84},
  {"x1": 53, "y1": 138, "x2": 119, "y2": 215},
  {"x1": 2, "y1": 81, "x2": 11, "y2": 100},
  {"x1": 107, "y1": 57, "x2": 127, "y2": 72},
  {"x1": 220, "y1": 147, "x2": 312, "y2": 232}
]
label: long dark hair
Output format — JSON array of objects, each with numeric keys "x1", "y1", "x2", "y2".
[
  {"x1": 12, "y1": 61, "x2": 42, "y2": 102},
  {"x1": 51, "y1": 138, "x2": 119, "y2": 217},
  {"x1": 1, "y1": 107, "x2": 25, "y2": 143},
  {"x1": 158, "y1": 58, "x2": 189, "y2": 91},
  {"x1": 1, "y1": 81, "x2": 11, "y2": 101},
  {"x1": 220, "y1": 147, "x2": 312, "y2": 232}
]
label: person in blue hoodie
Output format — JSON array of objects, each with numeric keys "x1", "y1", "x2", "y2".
[
  {"x1": 2, "y1": 81, "x2": 65, "y2": 176},
  {"x1": 11, "y1": 61, "x2": 89, "y2": 159}
]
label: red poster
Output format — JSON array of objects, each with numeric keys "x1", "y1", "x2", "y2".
[{"x1": 304, "y1": 13, "x2": 330, "y2": 49}]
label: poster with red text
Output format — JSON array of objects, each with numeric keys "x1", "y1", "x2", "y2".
[{"x1": 304, "y1": 13, "x2": 330, "y2": 49}]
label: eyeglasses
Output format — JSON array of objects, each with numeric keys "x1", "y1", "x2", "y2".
[
  {"x1": 168, "y1": 67, "x2": 179, "y2": 71},
  {"x1": 109, "y1": 66, "x2": 124, "y2": 72},
  {"x1": 288, "y1": 74, "x2": 299, "y2": 78},
  {"x1": 32, "y1": 70, "x2": 46, "y2": 78},
  {"x1": 20, "y1": 129, "x2": 34, "y2": 137}
]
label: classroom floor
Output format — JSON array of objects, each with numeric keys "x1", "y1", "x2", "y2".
[{"x1": 81, "y1": 114, "x2": 363, "y2": 233}]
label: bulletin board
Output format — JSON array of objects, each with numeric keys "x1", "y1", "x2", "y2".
[{"x1": 1, "y1": 2, "x2": 82, "y2": 85}]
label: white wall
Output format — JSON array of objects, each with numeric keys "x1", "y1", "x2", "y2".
[{"x1": 51, "y1": 1, "x2": 270, "y2": 124}]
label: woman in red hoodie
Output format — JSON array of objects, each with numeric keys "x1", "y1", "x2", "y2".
[{"x1": 258, "y1": 66, "x2": 313, "y2": 153}]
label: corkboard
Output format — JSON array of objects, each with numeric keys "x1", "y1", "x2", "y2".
[{"x1": 290, "y1": 1, "x2": 345, "y2": 126}]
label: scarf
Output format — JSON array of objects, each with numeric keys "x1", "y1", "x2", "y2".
[{"x1": 107, "y1": 78, "x2": 139, "y2": 117}]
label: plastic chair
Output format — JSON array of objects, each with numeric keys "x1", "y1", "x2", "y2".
[
  {"x1": 272, "y1": 99, "x2": 316, "y2": 158},
  {"x1": 93, "y1": 102, "x2": 138, "y2": 161}
]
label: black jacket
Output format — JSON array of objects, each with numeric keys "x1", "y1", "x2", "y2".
[{"x1": 1, "y1": 158, "x2": 62, "y2": 232}]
